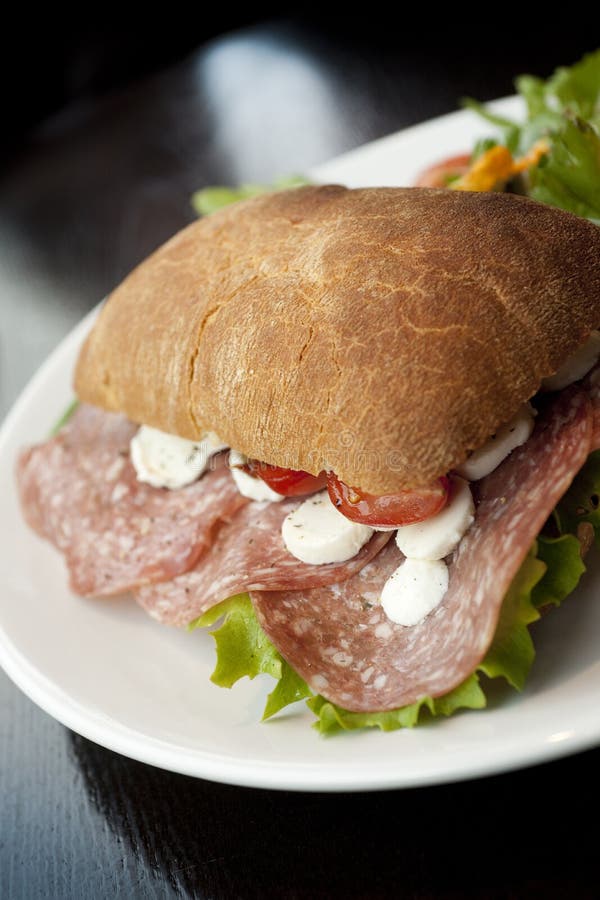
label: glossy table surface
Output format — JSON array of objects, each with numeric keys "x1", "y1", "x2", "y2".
[{"x1": 1, "y1": 23, "x2": 598, "y2": 898}]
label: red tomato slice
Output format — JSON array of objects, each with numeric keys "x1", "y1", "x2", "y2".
[
  {"x1": 326, "y1": 473, "x2": 450, "y2": 527},
  {"x1": 247, "y1": 461, "x2": 327, "y2": 497},
  {"x1": 414, "y1": 153, "x2": 471, "y2": 188}
]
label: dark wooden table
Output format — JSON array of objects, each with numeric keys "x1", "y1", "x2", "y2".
[{"x1": 1, "y1": 23, "x2": 598, "y2": 899}]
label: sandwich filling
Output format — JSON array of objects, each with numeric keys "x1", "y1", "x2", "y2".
[
  {"x1": 115, "y1": 332, "x2": 597, "y2": 628},
  {"x1": 17, "y1": 372, "x2": 600, "y2": 721},
  {"x1": 15, "y1": 327, "x2": 600, "y2": 723}
]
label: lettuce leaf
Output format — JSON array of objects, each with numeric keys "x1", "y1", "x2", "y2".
[
  {"x1": 476, "y1": 547, "x2": 544, "y2": 691},
  {"x1": 467, "y1": 49, "x2": 600, "y2": 147},
  {"x1": 193, "y1": 594, "x2": 281, "y2": 687},
  {"x1": 465, "y1": 49, "x2": 600, "y2": 223},
  {"x1": 191, "y1": 175, "x2": 309, "y2": 217},
  {"x1": 263, "y1": 661, "x2": 313, "y2": 721},
  {"x1": 191, "y1": 185, "x2": 267, "y2": 216},
  {"x1": 555, "y1": 450, "x2": 600, "y2": 540},
  {"x1": 192, "y1": 596, "x2": 312, "y2": 718},
  {"x1": 192, "y1": 524, "x2": 587, "y2": 734},
  {"x1": 307, "y1": 673, "x2": 486, "y2": 734},
  {"x1": 461, "y1": 98, "x2": 521, "y2": 152},
  {"x1": 527, "y1": 117, "x2": 600, "y2": 223},
  {"x1": 522, "y1": 51, "x2": 600, "y2": 125},
  {"x1": 49, "y1": 398, "x2": 79, "y2": 436},
  {"x1": 533, "y1": 535, "x2": 586, "y2": 609}
]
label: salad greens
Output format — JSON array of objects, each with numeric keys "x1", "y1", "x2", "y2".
[
  {"x1": 191, "y1": 175, "x2": 309, "y2": 217},
  {"x1": 195, "y1": 595, "x2": 312, "y2": 718},
  {"x1": 465, "y1": 49, "x2": 600, "y2": 222},
  {"x1": 556, "y1": 450, "x2": 600, "y2": 539}
]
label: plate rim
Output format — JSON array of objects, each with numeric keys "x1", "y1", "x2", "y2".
[{"x1": 3, "y1": 599, "x2": 599, "y2": 791}]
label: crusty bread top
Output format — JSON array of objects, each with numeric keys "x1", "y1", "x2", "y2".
[{"x1": 75, "y1": 186, "x2": 600, "y2": 493}]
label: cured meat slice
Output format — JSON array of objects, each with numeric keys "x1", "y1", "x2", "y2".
[
  {"x1": 18, "y1": 404, "x2": 137, "y2": 550},
  {"x1": 135, "y1": 501, "x2": 392, "y2": 626},
  {"x1": 17, "y1": 404, "x2": 248, "y2": 596},
  {"x1": 251, "y1": 387, "x2": 592, "y2": 712}
]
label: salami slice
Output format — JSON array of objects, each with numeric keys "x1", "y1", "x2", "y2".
[
  {"x1": 135, "y1": 501, "x2": 392, "y2": 626},
  {"x1": 17, "y1": 404, "x2": 248, "y2": 596},
  {"x1": 251, "y1": 387, "x2": 592, "y2": 712}
]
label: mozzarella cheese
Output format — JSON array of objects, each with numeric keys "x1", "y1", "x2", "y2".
[
  {"x1": 381, "y1": 558, "x2": 449, "y2": 626},
  {"x1": 395, "y1": 476, "x2": 474, "y2": 560},
  {"x1": 282, "y1": 490, "x2": 374, "y2": 565},
  {"x1": 228, "y1": 450, "x2": 284, "y2": 502},
  {"x1": 542, "y1": 331, "x2": 600, "y2": 391},
  {"x1": 130, "y1": 426, "x2": 227, "y2": 489},
  {"x1": 456, "y1": 404, "x2": 534, "y2": 482}
]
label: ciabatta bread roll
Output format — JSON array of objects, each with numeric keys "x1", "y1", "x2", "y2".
[{"x1": 75, "y1": 186, "x2": 600, "y2": 493}]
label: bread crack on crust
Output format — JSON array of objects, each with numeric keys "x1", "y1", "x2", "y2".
[
  {"x1": 74, "y1": 186, "x2": 600, "y2": 493},
  {"x1": 296, "y1": 326, "x2": 314, "y2": 368}
]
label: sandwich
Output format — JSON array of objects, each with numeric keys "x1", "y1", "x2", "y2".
[{"x1": 16, "y1": 185, "x2": 600, "y2": 733}]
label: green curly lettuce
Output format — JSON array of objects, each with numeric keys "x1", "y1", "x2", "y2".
[
  {"x1": 307, "y1": 674, "x2": 485, "y2": 734},
  {"x1": 191, "y1": 175, "x2": 310, "y2": 217},
  {"x1": 527, "y1": 117, "x2": 600, "y2": 222},
  {"x1": 465, "y1": 49, "x2": 600, "y2": 223},
  {"x1": 533, "y1": 534, "x2": 586, "y2": 608},
  {"x1": 518, "y1": 51, "x2": 600, "y2": 127},
  {"x1": 192, "y1": 596, "x2": 312, "y2": 719}
]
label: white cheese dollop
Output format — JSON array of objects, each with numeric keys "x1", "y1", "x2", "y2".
[
  {"x1": 456, "y1": 404, "x2": 535, "y2": 482},
  {"x1": 395, "y1": 476, "x2": 474, "y2": 560},
  {"x1": 542, "y1": 331, "x2": 600, "y2": 391},
  {"x1": 130, "y1": 426, "x2": 227, "y2": 489},
  {"x1": 228, "y1": 450, "x2": 284, "y2": 502},
  {"x1": 381, "y1": 558, "x2": 449, "y2": 626},
  {"x1": 282, "y1": 490, "x2": 374, "y2": 565}
]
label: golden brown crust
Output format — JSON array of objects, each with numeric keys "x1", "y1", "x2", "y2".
[{"x1": 75, "y1": 186, "x2": 600, "y2": 493}]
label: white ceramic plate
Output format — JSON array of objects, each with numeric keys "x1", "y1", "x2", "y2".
[{"x1": 2, "y1": 96, "x2": 600, "y2": 792}]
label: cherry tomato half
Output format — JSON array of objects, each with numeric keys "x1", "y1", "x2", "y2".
[
  {"x1": 247, "y1": 461, "x2": 328, "y2": 497},
  {"x1": 326, "y1": 473, "x2": 450, "y2": 527}
]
